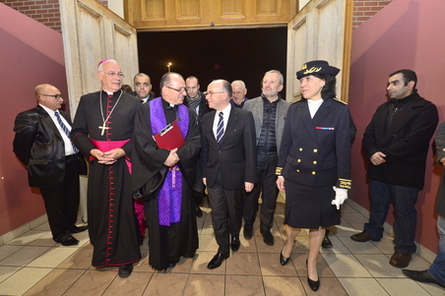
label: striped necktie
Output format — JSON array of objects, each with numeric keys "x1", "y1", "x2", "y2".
[
  {"x1": 216, "y1": 111, "x2": 224, "y2": 143},
  {"x1": 55, "y1": 111, "x2": 79, "y2": 153}
]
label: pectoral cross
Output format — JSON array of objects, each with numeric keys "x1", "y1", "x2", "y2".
[{"x1": 98, "y1": 124, "x2": 110, "y2": 136}]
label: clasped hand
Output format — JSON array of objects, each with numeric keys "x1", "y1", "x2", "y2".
[
  {"x1": 91, "y1": 148, "x2": 125, "y2": 165},
  {"x1": 164, "y1": 148, "x2": 179, "y2": 167}
]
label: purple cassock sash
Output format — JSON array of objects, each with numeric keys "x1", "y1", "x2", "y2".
[{"x1": 149, "y1": 97, "x2": 189, "y2": 226}]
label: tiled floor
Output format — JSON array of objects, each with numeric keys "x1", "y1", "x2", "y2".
[{"x1": 0, "y1": 196, "x2": 444, "y2": 296}]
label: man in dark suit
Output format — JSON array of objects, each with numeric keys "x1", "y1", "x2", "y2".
[
  {"x1": 351, "y1": 69, "x2": 438, "y2": 268},
  {"x1": 13, "y1": 83, "x2": 87, "y2": 246},
  {"x1": 184, "y1": 76, "x2": 212, "y2": 217},
  {"x1": 131, "y1": 73, "x2": 155, "y2": 103},
  {"x1": 201, "y1": 79, "x2": 257, "y2": 269}
]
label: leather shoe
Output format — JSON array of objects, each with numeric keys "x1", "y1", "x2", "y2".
[
  {"x1": 402, "y1": 269, "x2": 445, "y2": 287},
  {"x1": 280, "y1": 250, "x2": 290, "y2": 266},
  {"x1": 243, "y1": 226, "x2": 253, "y2": 240},
  {"x1": 56, "y1": 234, "x2": 79, "y2": 246},
  {"x1": 350, "y1": 231, "x2": 380, "y2": 242},
  {"x1": 231, "y1": 236, "x2": 240, "y2": 252},
  {"x1": 195, "y1": 205, "x2": 203, "y2": 217},
  {"x1": 307, "y1": 277, "x2": 320, "y2": 291},
  {"x1": 207, "y1": 252, "x2": 229, "y2": 269},
  {"x1": 261, "y1": 229, "x2": 274, "y2": 246},
  {"x1": 118, "y1": 264, "x2": 133, "y2": 278},
  {"x1": 306, "y1": 259, "x2": 320, "y2": 291},
  {"x1": 389, "y1": 251, "x2": 412, "y2": 268},
  {"x1": 70, "y1": 225, "x2": 88, "y2": 233},
  {"x1": 321, "y1": 234, "x2": 333, "y2": 248}
]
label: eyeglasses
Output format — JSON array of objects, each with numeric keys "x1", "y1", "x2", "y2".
[
  {"x1": 204, "y1": 91, "x2": 225, "y2": 97},
  {"x1": 166, "y1": 85, "x2": 186, "y2": 93},
  {"x1": 42, "y1": 94, "x2": 63, "y2": 99},
  {"x1": 104, "y1": 71, "x2": 124, "y2": 78}
]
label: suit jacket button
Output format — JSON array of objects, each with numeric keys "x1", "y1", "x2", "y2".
[
  {"x1": 299, "y1": 148, "x2": 303, "y2": 151},
  {"x1": 297, "y1": 159, "x2": 301, "y2": 163},
  {"x1": 313, "y1": 161, "x2": 317, "y2": 165},
  {"x1": 313, "y1": 148, "x2": 318, "y2": 153},
  {"x1": 312, "y1": 171, "x2": 316, "y2": 175},
  {"x1": 296, "y1": 170, "x2": 300, "y2": 172}
]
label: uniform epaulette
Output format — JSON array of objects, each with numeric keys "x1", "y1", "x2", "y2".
[{"x1": 333, "y1": 98, "x2": 348, "y2": 105}]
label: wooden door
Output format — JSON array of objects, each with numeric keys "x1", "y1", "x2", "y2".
[
  {"x1": 59, "y1": 0, "x2": 139, "y2": 117},
  {"x1": 286, "y1": 0, "x2": 353, "y2": 103}
]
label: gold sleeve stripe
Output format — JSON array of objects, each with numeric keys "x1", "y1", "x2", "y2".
[
  {"x1": 338, "y1": 178, "x2": 352, "y2": 190},
  {"x1": 275, "y1": 167, "x2": 283, "y2": 176}
]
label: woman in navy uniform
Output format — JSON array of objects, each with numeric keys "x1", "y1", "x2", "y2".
[{"x1": 276, "y1": 60, "x2": 354, "y2": 291}]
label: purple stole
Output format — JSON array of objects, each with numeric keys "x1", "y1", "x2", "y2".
[{"x1": 149, "y1": 97, "x2": 189, "y2": 226}]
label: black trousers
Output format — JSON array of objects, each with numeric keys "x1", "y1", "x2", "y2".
[
  {"x1": 243, "y1": 153, "x2": 278, "y2": 231},
  {"x1": 207, "y1": 172, "x2": 243, "y2": 255},
  {"x1": 39, "y1": 157, "x2": 82, "y2": 241}
]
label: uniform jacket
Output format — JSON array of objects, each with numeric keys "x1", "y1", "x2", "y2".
[
  {"x1": 13, "y1": 105, "x2": 85, "y2": 188},
  {"x1": 363, "y1": 91, "x2": 438, "y2": 189},
  {"x1": 201, "y1": 106, "x2": 257, "y2": 190},
  {"x1": 277, "y1": 98, "x2": 353, "y2": 189},
  {"x1": 243, "y1": 96, "x2": 290, "y2": 155},
  {"x1": 434, "y1": 122, "x2": 445, "y2": 217}
]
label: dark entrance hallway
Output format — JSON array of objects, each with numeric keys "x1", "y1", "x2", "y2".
[{"x1": 137, "y1": 27, "x2": 287, "y2": 98}]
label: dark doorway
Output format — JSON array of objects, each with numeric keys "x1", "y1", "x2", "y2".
[{"x1": 137, "y1": 27, "x2": 287, "y2": 99}]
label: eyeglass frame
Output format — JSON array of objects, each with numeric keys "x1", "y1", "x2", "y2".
[
  {"x1": 165, "y1": 85, "x2": 186, "y2": 93},
  {"x1": 204, "y1": 90, "x2": 226, "y2": 97},
  {"x1": 42, "y1": 94, "x2": 63, "y2": 99},
  {"x1": 103, "y1": 71, "x2": 124, "y2": 78}
]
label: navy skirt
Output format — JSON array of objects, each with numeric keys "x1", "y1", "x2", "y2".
[{"x1": 283, "y1": 179, "x2": 340, "y2": 229}]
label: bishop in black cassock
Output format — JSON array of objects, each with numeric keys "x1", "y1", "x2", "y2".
[{"x1": 71, "y1": 59, "x2": 141, "y2": 278}]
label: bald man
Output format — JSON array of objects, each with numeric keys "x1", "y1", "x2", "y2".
[{"x1": 13, "y1": 84, "x2": 87, "y2": 246}]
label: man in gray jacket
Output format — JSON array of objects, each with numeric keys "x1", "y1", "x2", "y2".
[{"x1": 242, "y1": 70, "x2": 289, "y2": 245}]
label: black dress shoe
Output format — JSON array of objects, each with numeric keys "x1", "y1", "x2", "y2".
[
  {"x1": 279, "y1": 251, "x2": 290, "y2": 266},
  {"x1": 231, "y1": 236, "x2": 240, "y2": 252},
  {"x1": 243, "y1": 226, "x2": 253, "y2": 240},
  {"x1": 195, "y1": 205, "x2": 203, "y2": 217},
  {"x1": 306, "y1": 259, "x2": 320, "y2": 291},
  {"x1": 118, "y1": 264, "x2": 133, "y2": 278},
  {"x1": 321, "y1": 234, "x2": 333, "y2": 248},
  {"x1": 389, "y1": 251, "x2": 412, "y2": 268},
  {"x1": 71, "y1": 225, "x2": 88, "y2": 233},
  {"x1": 350, "y1": 231, "x2": 380, "y2": 242},
  {"x1": 260, "y1": 229, "x2": 274, "y2": 246},
  {"x1": 207, "y1": 253, "x2": 229, "y2": 269},
  {"x1": 402, "y1": 269, "x2": 445, "y2": 287},
  {"x1": 56, "y1": 234, "x2": 79, "y2": 246}
]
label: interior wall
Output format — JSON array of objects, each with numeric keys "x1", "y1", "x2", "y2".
[
  {"x1": 0, "y1": 3, "x2": 68, "y2": 236},
  {"x1": 348, "y1": 0, "x2": 445, "y2": 253}
]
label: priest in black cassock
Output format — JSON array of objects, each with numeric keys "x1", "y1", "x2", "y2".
[
  {"x1": 132, "y1": 72, "x2": 201, "y2": 271},
  {"x1": 71, "y1": 59, "x2": 141, "y2": 278}
]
